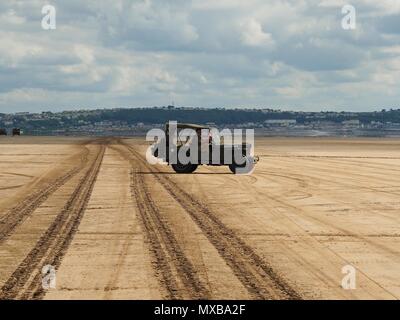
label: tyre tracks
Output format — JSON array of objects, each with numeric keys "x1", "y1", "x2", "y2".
[
  {"x1": 131, "y1": 169, "x2": 210, "y2": 299},
  {"x1": 0, "y1": 147, "x2": 89, "y2": 245},
  {"x1": 251, "y1": 171, "x2": 400, "y2": 265},
  {"x1": 0, "y1": 144, "x2": 105, "y2": 300},
  {"x1": 119, "y1": 142, "x2": 301, "y2": 300}
]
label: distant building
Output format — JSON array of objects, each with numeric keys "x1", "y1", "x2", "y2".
[
  {"x1": 342, "y1": 120, "x2": 360, "y2": 126},
  {"x1": 264, "y1": 119, "x2": 297, "y2": 126}
]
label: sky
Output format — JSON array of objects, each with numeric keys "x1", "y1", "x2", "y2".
[{"x1": 0, "y1": 0, "x2": 399, "y2": 113}]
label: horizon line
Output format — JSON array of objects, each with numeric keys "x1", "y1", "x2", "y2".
[{"x1": 2, "y1": 105, "x2": 400, "y2": 115}]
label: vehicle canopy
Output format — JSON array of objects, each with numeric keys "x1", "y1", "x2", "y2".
[{"x1": 165, "y1": 123, "x2": 210, "y2": 131}]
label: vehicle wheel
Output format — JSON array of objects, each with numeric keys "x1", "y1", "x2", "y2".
[
  {"x1": 229, "y1": 157, "x2": 254, "y2": 174},
  {"x1": 229, "y1": 163, "x2": 241, "y2": 174},
  {"x1": 171, "y1": 163, "x2": 198, "y2": 174}
]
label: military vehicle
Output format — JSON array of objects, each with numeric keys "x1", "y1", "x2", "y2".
[
  {"x1": 152, "y1": 123, "x2": 259, "y2": 174},
  {"x1": 12, "y1": 128, "x2": 21, "y2": 136}
]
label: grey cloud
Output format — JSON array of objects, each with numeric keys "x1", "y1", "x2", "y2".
[
  {"x1": 274, "y1": 39, "x2": 366, "y2": 71},
  {"x1": 0, "y1": 0, "x2": 400, "y2": 112},
  {"x1": 375, "y1": 14, "x2": 400, "y2": 34}
]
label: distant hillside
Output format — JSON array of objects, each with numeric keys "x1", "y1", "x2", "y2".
[{"x1": 1, "y1": 107, "x2": 400, "y2": 135}]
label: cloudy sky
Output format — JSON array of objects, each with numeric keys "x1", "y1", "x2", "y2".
[{"x1": 0, "y1": 0, "x2": 399, "y2": 113}]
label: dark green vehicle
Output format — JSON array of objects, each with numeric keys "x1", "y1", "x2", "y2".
[
  {"x1": 12, "y1": 128, "x2": 22, "y2": 136},
  {"x1": 152, "y1": 123, "x2": 259, "y2": 174}
]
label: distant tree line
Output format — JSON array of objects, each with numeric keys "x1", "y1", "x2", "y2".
[{"x1": 1, "y1": 108, "x2": 400, "y2": 132}]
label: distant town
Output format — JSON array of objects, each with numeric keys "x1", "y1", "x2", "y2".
[{"x1": 1, "y1": 106, "x2": 400, "y2": 137}]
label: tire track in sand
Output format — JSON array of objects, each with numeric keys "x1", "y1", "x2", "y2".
[
  {"x1": 0, "y1": 147, "x2": 89, "y2": 245},
  {"x1": 131, "y1": 169, "x2": 210, "y2": 299},
  {"x1": 0, "y1": 144, "x2": 105, "y2": 300},
  {"x1": 121, "y1": 142, "x2": 301, "y2": 300}
]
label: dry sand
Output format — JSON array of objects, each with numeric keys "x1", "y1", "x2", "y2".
[{"x1": 0, "y1": 136, "x2": 399, "y2": 299}]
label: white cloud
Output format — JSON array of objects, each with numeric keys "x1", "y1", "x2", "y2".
[
  {"x1": 0, "y1": 0, "x2": 399, "y2": 112},
  {"x1": 0, "y1": 33, "x2": 43, "y2": 67},
  {"x1": 240, "y1": 19, "x2": 275, "y2": 47},
  {"x1": 362, "y1": 0, "x2": 400, "y2": 15},
  {"x1": 74, "y1": 45, "x2": 95, "y2": 65},
  {"x1": 1, "y1": 9, "x2": 26, "y2": 25},
  {"x1": 318, "y1": 0, "x2": 347, "y2": 8}
]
